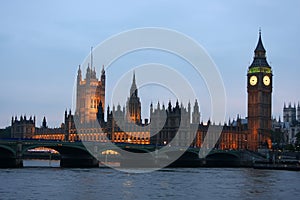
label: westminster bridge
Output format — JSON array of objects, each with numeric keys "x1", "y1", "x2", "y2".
[{"x1": 0, "y1": 139, "x2": 262, "y2": 168}]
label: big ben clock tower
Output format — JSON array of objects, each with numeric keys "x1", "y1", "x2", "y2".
[{"x1": 247, "y1": 30, "x2": 272, "y2": 151}]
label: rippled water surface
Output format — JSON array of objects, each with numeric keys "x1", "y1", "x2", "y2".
[{"x1": 0, "y1": 160, "x2": 299, "y2": 200}]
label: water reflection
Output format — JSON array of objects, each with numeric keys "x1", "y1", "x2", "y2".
[
  {"x1": 1, "y1": 161, "x2": 300, "y2": 200},
  {"x1": 23, "y1": 159, "x2": 60, "y2": 167}
]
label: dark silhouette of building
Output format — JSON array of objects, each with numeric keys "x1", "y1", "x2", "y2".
[
  {"x1": 247, "y1": 30, "x2": 273, "y2": 150},
  {"x1": 280, "y1": 103, "x2": 300, "y2": 144},
  {"x1": 42, "y1": 116, "x2": 47, "y2": 128},
  {"x1": 126, "y1": 72, "x2": 142, "y2": 124},
  {"x1": 150, "y1": 100, "x2": 195, "y2": 147},
  {"x1": 11, "y1": 115, "x2": 35, "y2": 138}
]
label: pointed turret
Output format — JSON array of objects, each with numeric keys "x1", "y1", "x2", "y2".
[
  {"x1": 97, "y1": 101, "x2": 104, "y2": 123},
  {"x1": 150, "y1": 102, "x2": 153, "y2": 114},
  {"x1": 175, "y1": 99, "x2": 179, "y2": 109},
  {"x1": 77, "y1": 65, "x2": 82, "y2": 83},
  {"x1": 101, "y1": 65, "x2": 105, "y2": 75},
  {"x1": 249, "y1": 29, "x2": 270, "y2": 68},
  {"x1": 42, "y1": 116, "x2": 47, "y2": 128},
  {"x1": 101, "y1": 65, "x2": 106, "y2": 85},
  {"x1": 168, "y1": 101, "x2": 172, "y2": 111},
  {"x1": 126, "y1": 71, "x2": 141, "y2": 123},
  {"x1": 192, "y1": 99, "x2": 200, "y2": 124},
  {"x1": 254, "y1": 29, "x2": 266, "y2": 53},
  {"x1": 106, "y1": 105, "x2": 111, "y2": 120},
  {"x1": 86, "y1": 63, "x2": 91, "y2": 80},
  {"x1": 117, "y1": 104, "x2": 121, "y2": 111},
  {"x1": 207, "y1": 119, "x2": 211, "y2": 125},
  {"x1": 130, "y1": 71, "x2": 137, "y2": 97}
]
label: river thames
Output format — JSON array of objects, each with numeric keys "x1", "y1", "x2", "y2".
[{"x1": 0, "y1": 160, "x2": 299, "y2": 200}]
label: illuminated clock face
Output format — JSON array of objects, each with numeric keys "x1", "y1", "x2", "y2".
[
  {"x1": 263, "y1": 75, "x2": 270, "y2": 86},
  {"x1": 250, "y1": 75, "x2": 258, "y2": 86}
]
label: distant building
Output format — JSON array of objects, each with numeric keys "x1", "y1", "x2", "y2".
[
  {"x1": 75, "y1": 49, "x2": 105, "y2": 123},
  {"x1": 32, "y1": 116, "x2": 65, "y2": 140},
  {"x1": 282, "y1": 103, "x2": 300, "y2": 143},
  {"x1": 271, "y1": 117, "x2": 288, "y2": 147},
  {"x1": 150, "y1": 100, "x2": 193, "y2": 147},
  {"x1": 11, "y1": 115, "x2": 35, "y2": 138}
]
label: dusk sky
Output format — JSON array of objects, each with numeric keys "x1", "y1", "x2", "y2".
[{"x1": 0, "y1": 0, "x2": 299, "y2": 128}]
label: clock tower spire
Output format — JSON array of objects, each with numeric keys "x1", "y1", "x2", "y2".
[{"x1": 247, "y1": 30, "x2": 272, "y2": 151}]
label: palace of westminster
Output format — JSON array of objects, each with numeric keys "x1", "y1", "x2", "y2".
[{"x1": 4, "y1": 32, "x2": 300, "y2": 151}]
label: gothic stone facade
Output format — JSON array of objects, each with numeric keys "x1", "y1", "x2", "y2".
[{"x1": 12, "y1": 32, "x2": 274, "y2": 151}]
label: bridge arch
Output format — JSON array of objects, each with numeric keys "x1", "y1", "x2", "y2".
[
  {"x1": 0, "y1": 145, "x2": 22, "y2": 168},
  {"x1": 96, "y1": 145, "x2": 159, "y2": 168},
  {"x1": 97, "y1": 144, "x2": 154, "y2": 155},
  {"x1": 205, "y1": 152, "x2": 240, "y2": 167},
  {"x1": 22, "y1": 143, "x2": 88, "y2": 154},
  {"x1": 0, "y1": 145, "x2": 15, "y2": 156},
  {"x1": 97, "y1": 145, "x2": 153, "y2": 160},
  {"x1": 162, "y1": 150, "x2": 202, "y2": 167},
  {"x1": 22, "y1": 143, "x2": 99, "y2": 168}
]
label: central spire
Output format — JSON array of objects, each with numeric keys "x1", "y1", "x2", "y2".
[
  {"x1": 130, "y1": 71, "x2": 137, "y2": 97},
  {"x1": 127, "y1": 70, "x2": 141, "y2": 124}
]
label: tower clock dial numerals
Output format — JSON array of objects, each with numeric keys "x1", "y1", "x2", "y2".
[
  {"x1": 250, "y1": 75, "x2": 258, "y2": 86},
  {"x1": 263, "y1": 75, "x2": 270, "y2": 86}
]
